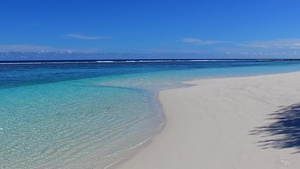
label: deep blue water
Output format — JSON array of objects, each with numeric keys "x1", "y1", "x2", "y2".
[{"x1": 1, "y1": 60, "x2": 300, "y2": 168}]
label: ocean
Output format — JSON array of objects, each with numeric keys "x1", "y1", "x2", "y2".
[{"x1": 1, "y1": 59, "x2": 300, "y2": 169}]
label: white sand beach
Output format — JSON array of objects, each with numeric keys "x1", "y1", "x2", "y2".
[{"x1": 117, "y1": 72, "x2": 300, "y2": 169}]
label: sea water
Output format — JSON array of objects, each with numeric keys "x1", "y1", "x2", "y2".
[{"x1": 1, "y1": 60, "x2": 300, "y2": 169}]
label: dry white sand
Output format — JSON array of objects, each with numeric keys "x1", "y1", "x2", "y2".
[{"x1": 117, "y1": 72, "x2": 300, "y2": 169}]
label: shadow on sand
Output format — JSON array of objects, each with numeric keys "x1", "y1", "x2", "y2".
[{"x1": 250, "y1": 103, "x2": 300, "y2": 153}]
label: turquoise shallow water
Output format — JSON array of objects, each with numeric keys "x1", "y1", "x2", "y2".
[{"x1": 1, "y1": 60, "x2": 300, "y2": 168}]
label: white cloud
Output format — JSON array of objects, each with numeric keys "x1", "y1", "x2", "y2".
[
  {"x1": 64, "y1": 34, "x2": 109, "y2": 40},
  {"x1": 147, "y1": 48, "x2": 202, "y2": 54},
  {"x1": 241, "y1": 39, "x2": 300, "y2": 49},
  {"x1": 182, "y1": 38, "x2": 230, "y2": 45},
  {"x1": 0, "y1": 44, "x2": 102, "y2": 53},
  {"x1": 0, "y1": 44, "x2": 55, "y2": 52}
]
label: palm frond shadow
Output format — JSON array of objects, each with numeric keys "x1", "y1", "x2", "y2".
[{"x1": 250, "y1": 103, "x2": 300, "y2": 153}]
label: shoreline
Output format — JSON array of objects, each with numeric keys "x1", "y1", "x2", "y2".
[{"x1": 117, "y1": 71, "x2": 300, "y2": 169}]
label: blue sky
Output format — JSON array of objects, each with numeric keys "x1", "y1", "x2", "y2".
[{"x1": 1, "y1": 0, "x2": 300, "y2": 59}]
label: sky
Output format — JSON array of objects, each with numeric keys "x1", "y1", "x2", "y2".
[{"x1": 1, "y1": 0, "x2": 300, "y2": 59}]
